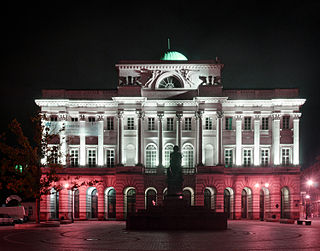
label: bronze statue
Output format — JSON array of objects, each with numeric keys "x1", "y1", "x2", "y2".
[{"x1": 167, "y1": 145, "x2": 183, "y2": 196}]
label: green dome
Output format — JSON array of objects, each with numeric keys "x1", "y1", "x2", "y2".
[{"x1": 161, "y1": 51, "x2": 188, "y2": 61}]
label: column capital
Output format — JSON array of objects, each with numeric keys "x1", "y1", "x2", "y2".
[
  {"x1": 117, "y1": 110, "x2": 124, "y2": 119},
  {"x1": 79, "y1": 114, "x2": 86, "y2": 121},
  {"x1": 97, "y1": 115, "x2": 104, "y2": 121},
  {"x1": 254, "y1": 114, "x2": 261, "y2": 121},
  {"x1": 293, "y1": 113, "x2": 301, "y2": 120},
  {"x1": 271, "y1": 112, "x2": 281, "y2": 120},
  {"x1": 136, "y1": 109, "x2": 145, "y2": 120},
  {"x1": 195, "y1": 110, "x2": 204, "y2": 119},
  {"x1": 157, "y1": 111, "x2": 164, "y2": 120},
  {"x1": 58, "y1": 113, "x2": 67, "y2": 121},
  {"x1": 216, "y1": 110, "x2": 224, "y2": 119},
  {"x1": 176, "y1": 111, "x2": 183, "y2": 120},
  {"x1": 235, "y1": 114, "x2": 243, "y2": 121}
]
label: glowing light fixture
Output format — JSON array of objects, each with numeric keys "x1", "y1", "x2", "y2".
[
  {"x1": 307, "y1": 180, "x2": 313, "y2": 186},
  {"x1": 306, "y1": 194, "x2": 310, "y2": 199},
  {"x1": 254, "y1": 183, "x2": 260, "y2": 188},
  {"x1": 64, "y1": 183, "x2": 69, "y2": 189},
  {"x1": 265, "y1": 183, "x2": 269, "y2": 188}
]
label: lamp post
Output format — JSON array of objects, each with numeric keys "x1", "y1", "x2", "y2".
[{"x1": 305, "y1": 180, "x2": 313, "y2": 220}]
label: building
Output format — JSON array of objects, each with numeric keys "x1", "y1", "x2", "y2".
[{"x1": 35, "y1": 50, "x2": 305, "y2": 221}]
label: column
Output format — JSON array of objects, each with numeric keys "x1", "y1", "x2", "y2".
[
  {"x1": 176, "y1": 111, "x2": 183, "y2": 149},
  {"x1": 254, "y1": 115, "x2": 260, "y2": 166},
  {"x1": 235, "y1": 115, "x2": 242, "y2": 166},
  {"x1": 117, "y1": 110, "x2": 124, "y2": 165},
  {"x1": 216, "y1": 110, "x2": 223, "y2": 165},
  {"x1": 59, "y1": 115, "x2": 67, "y2": 166},
  {"x1": 157, "y1": 112, "x2": 164, "y2": 167},
  {"x1": 136, "y1": 110, "x2": 144, "y2": 165},
  {"x1": 196, "y1": 110, "x2": 203, "y2": 165},
  {"x1": 79, "y1": 115, "x2": 86, "y2": 166},
  {"x1": 272, "y1": 113, "x2": 281, "y2": 165},
  {"x1": 293, "y1": 113, "x2": 301, "y2": 165},
  {"x1": 97, "y1": 115, "x2": 104, "y2": 166}
]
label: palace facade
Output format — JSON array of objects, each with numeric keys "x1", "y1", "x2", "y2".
[{"x1": 35, "y1": 51, "x2": 305, "y2": 221}]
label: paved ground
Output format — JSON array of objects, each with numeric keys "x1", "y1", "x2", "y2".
[{"x1": 0, "y1": 220, "x2": 319, "y2": 251}]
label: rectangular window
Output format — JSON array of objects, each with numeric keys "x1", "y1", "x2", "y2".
[
  {"x1": 261, "y1": 117, "x2": 269, "y2": 130},
  {"x1": 88, "y1": 117, "x2": 95, "y2": 122},
  {"x1": 283, "y1": 116, "x2": 290, "y2": 129},
  {"x1": 48, "y1": 146, "x2": 58, "y2": 164},
  {"x1": 71, "y1": 117, "x2": 78, "y2": 122},
  {"x1": 185, "y1": 117, "x2": 192, "y2": 131},
  {"x1": 107, "y1": 117, "x2": 114, "y2": 130},
  {"x1": 148, "y1": 117, "x2": 155, "y2": 130},
  {"x1": 205, "y1": 117, "x2": 213, "y2": 130},
  {"x1": 244, "y1": 117, "x2": 251, "y2": 130},
  {"x1": 261, "y1": 149, "x2": 269, "y2": 166},
  {"x1": 243, "y1": 149, "x2": 252, "y2": 166},
  {"x1": 224, "y1": 149, "x2": 233, "y2": 167},
  {"x1": 87, "y1": 149, "x2": 96, "y2": 167},
  {"x1": 167, "y1": 118, "x2": 174, "y2": 131},
  {"x1": 70, "y1": 149, "x2": 79, "y2": 167},
  {"x1": 225, "y1": 117, "x2": 232, "y2": 130},
  {"x1": 106, "y1": 149, "x2": 115, "y2": 168},
  {"x1": 127, "y1": 117, "x2": 134, "y2": 130},
  {"x1": 282, "y1": 148, "x2": 290, "y2": 165}
]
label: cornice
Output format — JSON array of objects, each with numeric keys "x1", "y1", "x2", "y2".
[
  {"x1": 35, "y1": 99, "x2": 116, "y2": 108},
  {"x1": 223, "y1": 99, "x2": 306, "y2": 107}
]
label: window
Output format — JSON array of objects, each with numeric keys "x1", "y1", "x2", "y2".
[
  {"x1": 71, "y1": 117, "x2": 78, "y2": 122},
  {"x1": 261, "y1": 149, "x2": 269, "y2": 166},
  {"x1": 127, "y1": 117, "x2": 134, "y2": 130},
  {"x1": 48, "y1": 146, "x2": 58, "y2": 164},
  {"x1": 243, "y1": 149, "x2": 252, "y2": 166},
  {"x1": 148, "y1": 117, "x2": 155, "y2": 130},
  {"x1": 224, "y1": 149, "x2": 233, "y2": 167},
  {"x1": 87, "y1": 149, "x2": 96, "y2": 167},
  {"x1": 167, "y1": 118, "x2": 174, "y2": 131},
  {"x1": 107, "y1": 117, "x2": 114, "y2": 130},
  {"x1": 283, "y1": 116, "x2": 290, "y2": 130},
  {"x1": 262, "y1": 117, "x2": 269, "y2": 130},
  {"x1": 70, "y1": 149, "x2": 79, "y2": 167},
  {"x1": 164, "y1": 145, "x2": 174, "y2": 167},
  {"x1": 88, "y1": 117, "x2": 95, "y2": 122},
  {"x1": 106, "y1": 149, "x2": 115, "y2": 168},
  {"x1": 282, "y1": 148, "x2": 291, "y2": 165},
  {"x1": 184, "y1": 117, "x2": 192, "y2": 131},
  {"x1": 225, "y1": 117, "x2": 232, "y2": 130},
  {"x1": 50, "y1": 116, "x2": 58, "y2": 122},
  {"x1": 182, "y1": 145, "x2": 194, "y2": 168},
  {"x1": 146, "y1": 145, "x2": 157, "y2": 168},
  {"x1": 205, "y1": 117, "x2": 213, "y2": 130},
  {"x1": 244, "y1": 117, "x2": 251, "y2": 130}
]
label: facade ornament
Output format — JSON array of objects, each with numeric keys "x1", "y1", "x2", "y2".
[
  {"x1": 292, "y1": 112, "x2": 301, "y2": 120},
  {"x1": 271, "y1": 112, "x2": 281, "y2": 120},
  {"x1": 79, "y1": 114, "x2": 86, "y2": 121},
  {"x1": 136, "y1": 109, "x2": 145, "y2": 120},
  {"x1": 117, "y1": 110, "x2": 124, "y2": 119},
  {"x1": 217, "y1": 110, "x2": 224, "y2": 119},
  {"x1": 234, "y1": 114, "x2": 243, "y2": 121},
  {"x1": 254, "y1": 114, "x2": 261, "y2": 120},
  {"x1": 176, "y1": 111, "x2": 183, "y2": 120},
  {"x1": 97, "y1": 115, "x2": 104, "y2": 121},
  {"x1": 195, "y1": 110, "x2": 204, "y2": 119},
  {"x1": 157, "y1": 112, "x2": 164, "y2": 120}
]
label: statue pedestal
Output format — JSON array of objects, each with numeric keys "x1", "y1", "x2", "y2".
[{"x1": 126, "y1": 196, "x2": 227, "y2": 231}]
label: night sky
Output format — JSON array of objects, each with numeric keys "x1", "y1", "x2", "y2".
[{"x1": 3, "y1": 1, "x2": 320, "y2": 168}]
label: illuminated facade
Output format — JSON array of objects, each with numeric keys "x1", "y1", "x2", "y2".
[{"x1": 35, "y1": 51, "x2": 305, "y2": 221}]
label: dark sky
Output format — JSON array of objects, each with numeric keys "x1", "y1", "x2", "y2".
[{"x1": 3, "y1": 1, "x2": 320, "y2": 168}]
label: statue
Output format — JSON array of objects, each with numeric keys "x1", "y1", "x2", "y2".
[{"x1": 167, "y1": 145, "x2": 183, "y2": 196}]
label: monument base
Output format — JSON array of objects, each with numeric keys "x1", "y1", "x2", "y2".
[{"x1": 126, "y1": 196, "x2": 227, "y2": 231}]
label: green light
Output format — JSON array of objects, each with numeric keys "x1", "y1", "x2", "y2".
[
  {"x1": 161, "y1": 51, "x2": 188, "y2": 61},
  {"x1": 15, "y1": 165, "x2": 23, "y2": 173}
]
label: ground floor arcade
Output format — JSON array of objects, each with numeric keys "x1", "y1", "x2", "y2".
[{"x1": 40, "y1": 166, "x2": 301, "y2": 221}]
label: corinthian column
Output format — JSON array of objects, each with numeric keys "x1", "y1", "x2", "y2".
[
  {"x1": 117, "y1": 110, "x2": 124, "y2": 165},
  {"x1": 59, "y1": 114, "x2": 67, "y2": 166},
  {"x1": 79, "y1": 115, "x2": 86, "y2": 166},
  {"x1": 254, "y1": 115, "x2": 260, "y2": 166},
  {"x1": 176, "y1": 111, "x2": 183, "y2": 149},
  {"x1": 235, "y1": 114, "x2": 243, "y2": 166},
  {"x1": 97, "y1": 115, "x2": 104, "y2": 166},
  {"x1": 157, "y1": 112, "x2": 164, "y2": 167},
  {"x1": 196, "y1": 110, "x2": 204, "y2": 166},
  {"x1": 216, "y1": 110, "x2": 223, "y2": 165},
  {"x1": 293, "y1": 113, "x2": 301, "y2": 165},
  {"x1": 272, "y1": 113, "x2": 281, "y2": 165},
  {"x1": 136, "y1": 110, "x2": 144, "y2": 166}
]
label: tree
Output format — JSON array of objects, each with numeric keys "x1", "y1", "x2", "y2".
[{"x1": 0, "y1": 115, "x2": 62, "y2": 223}]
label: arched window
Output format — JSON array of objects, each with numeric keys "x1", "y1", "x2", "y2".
[
  {"x1": 146, "y1": 144, "x2": 157, "y2": 168},
  {"x1": 183, "y1": 190, "x2": 192, "y2": 206},
  {"x1": 125, "y1": 188, "x2": 136, "y2": 217},
  {"x1": 145, "y1": 188, "x2": 157, "y2": 209},
  {"x1": 281, "y1": 187, "x2": 290, "y2": 219},
  {"x1": 164, "y1": 144, "x2": 174, "y2": 168},
  {"x1": 158, "y1": 76, "x2": 182, "y2": 88},
  {"x1": 74, "y1": 189, "x2": 79, "y2": 219},
  {"x1": 107, "y1": 188, "x2": 116, "y2": 218},
  {"x1": 182, "y1": 144, "x2": 194, "y2": 168},
  {"x1": 204, "y1": 187, "x2": 216, "y2": 211},
  {"x1": 49, "y1": 188, "x2": 59, "y2": 220},
  {"x1": 91, "y1": 189, "x2": 98, "y2": 218},
  {"x1": 224, "y1": 188, "x2": 234, "y2": 219}
]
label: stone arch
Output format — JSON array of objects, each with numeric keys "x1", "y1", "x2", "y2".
[
  {"x1": 224, "y1": 187, "x2": 235, "y2": 219},
  {"x1": 241, "y1": 187, "x2": 253, "y2": 219},
  {"x1": 145, "y1": 187, "x2": 157, "y2": 209},
  {"x1": 204, "y1": 187, "x2": 217, "y2": 211},
  {"x1": 281, "y1": 186, "x2": 290, "y2": 219},
  {"x1": 155, "y1": 72, "x2": 185, "y2": 89},
  {"x1": 124, "y1": 187, "x2": 136, "y2": 218},
  {"x1": 49, "y1": 188, "x2": 59, "y2": 220},
  {"x1": 260, "y1": 187, "x2": 271, "y2": 220},
  {"x1": 104, "y1": 187, "x2": 116, "y2": 219},
  {"x1": 183, "y1": 187, "x2": 195, "y2": 206},
  {"x1": 86, "y1": 187, "x2": 98, "y2": 219}
]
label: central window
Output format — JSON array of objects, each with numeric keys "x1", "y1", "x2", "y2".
[
  {"x1": 158, "y1": 76, "x2": 182, "y2": 88},
  {"x1": 243, "y1": 149, "x2": 252, "y2": 166},
  {"x1": 87, "y1": 149, "x2": 96, "y2": 167},
  {"x1": 184, "y1": 117, "x2": 192, "y2": 131},
  {"x1": 148, "y1": 117, "x2": 155, "y2": 130},
  {"x1": 164, "y1": 144, "x2": 174, "y2": 167},
  {"x1": 127, "y1": 117, "x2": 134, "y2": 130},
  {"x1": 167, "y1": 118, "x2": 174, "y2": 131},
  {"x1": 182, "y1": 145, "x2": 194, "y2": 168},
  {"x1": 146, "y1": 145, "x2": 157, "y2": 168}
]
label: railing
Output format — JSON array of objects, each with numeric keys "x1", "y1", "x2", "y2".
[{"x1": 144, "y1": 167, "x2": 196, "y2": 175}]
